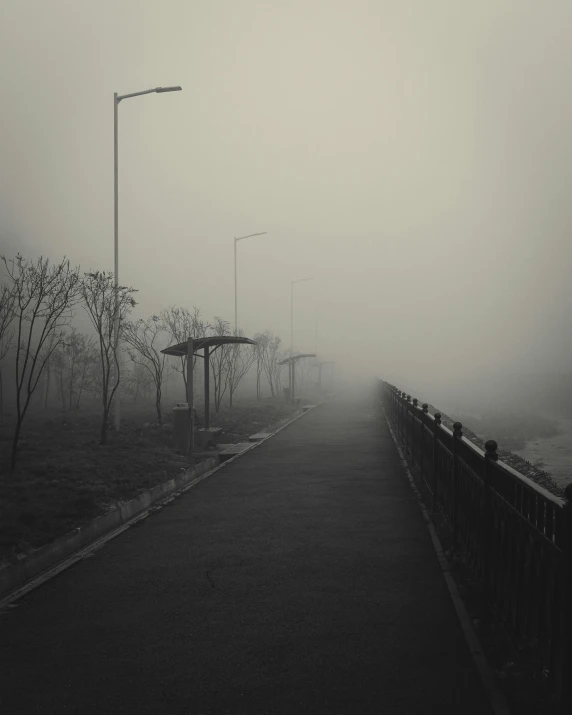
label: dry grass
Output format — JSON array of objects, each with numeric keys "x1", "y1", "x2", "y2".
[{"x1": 0, "y1": 396, "x2": 299, "y2": 563}]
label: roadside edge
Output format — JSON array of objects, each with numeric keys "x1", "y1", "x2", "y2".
[{"x1": 0, "y1": 400, "x2": 325, "y2": 607}]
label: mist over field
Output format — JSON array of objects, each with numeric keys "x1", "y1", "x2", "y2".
[
  {"x1": 3, "y1": 8, "x2": 572, "y2": 711},
  {"x1": 2, "y1": 0, "x2": 572, "y2": 415}
]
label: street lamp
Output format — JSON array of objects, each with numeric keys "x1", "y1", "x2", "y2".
[
  {"x1": 113, "y1": 85, "x2": 182, "y2": 432},
  {"x1": 234, "y1": 232, "x2": 267, "y2": 335},
  {"x1": 290, "y1": 277, "x2": 313, "y2": 390}
]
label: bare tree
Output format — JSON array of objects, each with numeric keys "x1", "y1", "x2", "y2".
[
  {"x1": 80, "y1": 271, "x2": 137, "y2": 445},
  {"x1": 253, "y1": 332, "x2": 269, "y2": 400},
  {"x1": 210, "y1": 316, "x2": 232, "y2": 413},
  {"x1": 0, "y1": 282, "x2": 16, "y2": 420},
  {"x1": 86, "y1": 354, "x2": 104, "y2": 403},
  {"x1": 227, "y1": 331, "x2": 256, "y2": 407},
  {"x1": 74, "y1": 334, "x2": 99, "y2": 409},
  {"x1": 1, "y1": 254, "x2": 81, "y2": 471},
  {"x1": 160, "y1": 361, "x2": 177, "y2": 401},
  {"x1": 122, "y1": 361, "x2": 155, "y2": 404},
  {"x1": 123, "y1": 316, "x2": 167, "y2": 424},
  {"x1": 296, "y1": 358, "x2": 317, "y2": 396},
  {"x1": 160, "y1": 306, "x2": 209, "y2": 394},
  {"x1": 261, "y1": 332, "x2": 283, "y2": 397},
  {"x1": 52, "y1": 344, "x2": 68, "y2": 412},
  {"x1": 51, "y1": 330, "x2": 99, "y2": 411},
  {"x1": 40, "y1": 329, "x2": 57, "y2": 410}
]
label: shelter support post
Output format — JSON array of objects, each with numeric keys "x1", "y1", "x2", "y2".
[
  {"x1": 204, "y1": 345, "x2": 210, "y2": 429},
  {"x1": 186, "y1": 338, "x2": 194, "y2": 453}
]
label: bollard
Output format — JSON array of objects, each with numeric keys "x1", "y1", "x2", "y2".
[{"x1": 172, "y1": 402, "x2": 190, "y2": 455}]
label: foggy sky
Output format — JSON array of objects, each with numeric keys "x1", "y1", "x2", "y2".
[{"x1": 2, "y1": 0, "x2": 571, "y2": 405}]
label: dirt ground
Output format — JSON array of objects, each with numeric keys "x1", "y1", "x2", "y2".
[{"x1": 0, "y1": 396, "x2": 301, "y2": 564}]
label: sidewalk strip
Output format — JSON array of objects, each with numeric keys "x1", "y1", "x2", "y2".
[{"x1": 0, "y1": 402, "x2": 324, "y2": 608}]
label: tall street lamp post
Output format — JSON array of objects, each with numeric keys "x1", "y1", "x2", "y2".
[
  {"x1": 113, "y1": 85, "x2": 182, "y2": 432},
  {"x1": 290, "y1": 277, "x2": 313, "y2": 391},
  {"x1": 234, "y1": 232, "x2": 267, "y2": 335}
]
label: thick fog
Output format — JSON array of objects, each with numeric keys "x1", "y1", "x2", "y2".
[{"x1": 2, "y1": 0, "x2": 571, "y2": 409}]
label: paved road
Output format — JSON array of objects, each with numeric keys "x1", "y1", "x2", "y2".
[{"x1": 0, "y1": 392, "x2": 493, "y2": 715}]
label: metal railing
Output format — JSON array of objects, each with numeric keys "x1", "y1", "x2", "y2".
[{"x1": 379, "y1": 380, "x2": 572, "y2": 713}]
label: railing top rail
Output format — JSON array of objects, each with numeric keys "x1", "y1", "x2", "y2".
[
  {"x1": 380, "y1": 379, "x2": 567, "y2": 509},
  {"x1": 459, "y1": 433, "x2": 565, "y2": 507},
  {"x1": 459, "y1": 434, "x2": 483, "y2": 455},
  {"x1": 495, "y1": 459, "x2": 566, "y2": 507}
]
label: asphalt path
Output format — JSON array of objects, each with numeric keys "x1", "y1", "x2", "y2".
[{"x1": 0, "y1": 393, "x2": 494, "y2": 714}]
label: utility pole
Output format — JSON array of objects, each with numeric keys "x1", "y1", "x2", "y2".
[
  {"x1": 290, "y1": 277, "x2": 313, "y2": 391},
  {"x1": 234, "y1": 232, "x2": 267, "y2": 335},
  {"x1": 113, "y1": 84, "x2": 182, "y2": 431}
]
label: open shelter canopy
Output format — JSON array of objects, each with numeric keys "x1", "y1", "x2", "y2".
[
  {"x1": 278, "y1": 353, "x2": 317, "y2": 400},
  {"x1": 161, "y1": 335, "x2": 257, "y2": 447},
  {"x1": 161, "y1": 335, "x2": 256, "y2": 358},
  {"x1": 278, "y1": 353, "x2": 316, "y2": 365}
]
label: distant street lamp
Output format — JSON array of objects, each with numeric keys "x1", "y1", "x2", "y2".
[
  {"x1": 290, "y1": 277, "x2": 313, "y2": 390},
  {"x1": 234, "y1": 232, "x2": 267, "y2": 335},
  {"x1": 113, "y1": 85, "x2": 182, "y2": 432}
]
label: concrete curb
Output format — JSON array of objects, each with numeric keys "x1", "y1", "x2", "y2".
[
  {"x1": 0, "y1": 401, "x2": 325, "y2": 606},
  {"x1": 380, "y1": 404, "x2": 512, "y2": 715},
  {"x1": 0, "y1": 457, "x2": 219, "y2": 604}
]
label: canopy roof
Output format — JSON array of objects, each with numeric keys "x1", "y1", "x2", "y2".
[
  {"x1": 278, "y1": 353, "x2": 317, "y2": 365},
  {"x1": 161, "y1": 335, "x2": 256, "y2": 357}
]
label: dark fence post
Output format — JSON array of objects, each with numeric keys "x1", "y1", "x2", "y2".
[
  {"x1": 483, "y1": 439, "x2": 498, "y2": 604},
  {"x1": 383, "y1": 383, "x2": 571, "y2": 710},
  {"x1": 421, "y1": 403, "x2": 429, "y2": 477},
  {"x1": 412, "y1": 398, "x2": 418, "y2": 465},
  {"x1": 406, "y1": 395, "x2": 411, "y2": 453},
  {"x1": 452, "y1": 421, "x2": 463, "y2": 548},
  {"x1": 432, "y1": 412, "x2": 441, "y2": 512},
  {"x1": 560, "y1": 483, "x2": 572, "y2": 714}
]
